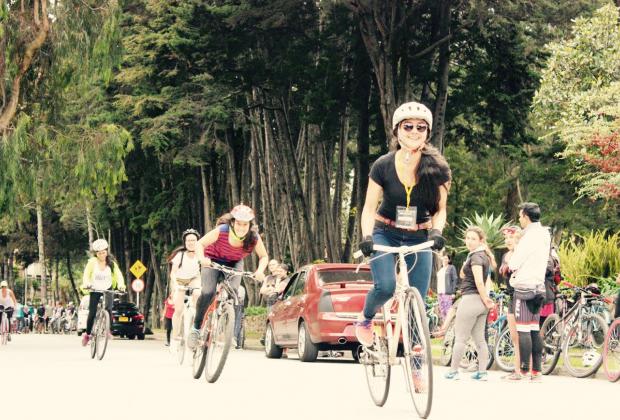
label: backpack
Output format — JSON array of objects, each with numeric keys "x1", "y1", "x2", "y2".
[{"x1": 544, "y1": 245, "x2": 562, "y2": 303}]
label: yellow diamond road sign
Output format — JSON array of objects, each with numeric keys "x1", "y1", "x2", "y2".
[{"x1": 130, "y1": 260, "x2": 147, "y2": 279}]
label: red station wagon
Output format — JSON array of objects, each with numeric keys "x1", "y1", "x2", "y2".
[{"x1": 264, "y1": 263, "x2": 372, "y2": 362}]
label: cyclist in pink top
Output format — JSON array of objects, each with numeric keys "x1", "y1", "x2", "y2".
[{"x1": 188, "y1": 204, "x2": 269, "y2": 350}]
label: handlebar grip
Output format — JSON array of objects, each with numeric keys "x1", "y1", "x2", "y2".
[
  {"x1": 560, "y1": 280, "x2": 575, "y2": 288},
  {"x1": 353, "y1": 250, "x2": 363, "y2": 259}
]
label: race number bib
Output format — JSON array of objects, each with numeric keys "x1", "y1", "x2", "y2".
[{"x1": 395, "y1": 206, "x2": 417, "y2": 229}]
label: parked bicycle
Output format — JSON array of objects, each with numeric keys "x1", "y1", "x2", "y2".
[
  {"x1": 354, "y1": 241, "x2": 434, "y2": 419},
  {"x1": 85, "y1": 288, "x2": 125, "y2": 360},
  {"x1": 602, "y1": 317, "x2": 620, "y2": 382},
  {"x1": 539, "y1": 281, "x2": 608, "y2": 377},
  {"x1": 191, "y1": 263, "x2": 254, "y2": 383}
]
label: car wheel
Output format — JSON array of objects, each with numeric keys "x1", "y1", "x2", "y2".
[
  {"x1": 77, "y1": 330, "x2": 83, "y2": 336},
  {"x1": 298, "y1": 321, "x2": 318, "y2": 362},
  {"x1": 137, "y1": 333, "x2": 145, "y2": 340},
  {"x1": 127, "y1": 334, "x2": 136, "y2": 340},
  {"x1": 264, "y1": 323, "x2": 283, "y2": 359}
]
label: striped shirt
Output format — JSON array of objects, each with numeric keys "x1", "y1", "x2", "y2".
[{"x1": 204, "y1": 224, "x2": 257, "y2": 266}]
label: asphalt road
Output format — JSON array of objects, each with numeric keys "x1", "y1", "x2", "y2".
[{"x1": 2, "y1": 334, "x2": 616, "y2": 420}]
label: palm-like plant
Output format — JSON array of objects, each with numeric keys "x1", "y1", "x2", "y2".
[{"x1": 455, "y1": 212, "x2": 513, "y2": 253}]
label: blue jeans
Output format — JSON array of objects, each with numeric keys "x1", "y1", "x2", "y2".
[{"x1": 362, "y1": 225, "x2": 433, "y2": 320}]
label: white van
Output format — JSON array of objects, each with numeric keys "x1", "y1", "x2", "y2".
[{"x1": 76, "y1": 295, "x2": 90, "y2": 336}]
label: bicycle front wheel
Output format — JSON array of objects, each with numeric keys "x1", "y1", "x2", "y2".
[
  {"x1": 205, "y1": 303, "x2": 235, "y2": 383},
  {"x1": 362, "y1": 338, "x2": 390, "y2": 407},
  {"x1": 403, "y1": 288, "x2": 433, "y2": 419},
  {"x1": 1, "y1": 315, "x2": 8, "y2": 345},
  {"x1": 177, "y1": 312, "x2": 186, "y2": 365},
  {"x1": 96, "y1": 311, "x2": 110, "y2": 360},
  {"x1": 562, "y1": 313, "x2": 607, "y2": 378},
  {"x1": 494, "y1": 327, "x2": 515, "y2": 372},
  {"x1": 603, "y1": 318, "x2": 620, "y2": 382},
  {"x1": 540, "y1": 314, "x2": 561, "y2": 375}
]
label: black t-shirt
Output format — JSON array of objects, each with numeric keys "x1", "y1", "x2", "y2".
[
  {"x1": 460, "y1": 251, "x2": 491, "y2": 296},
  {"x1": 369, "y1": 152, "x2": 450, "y2": 223}
]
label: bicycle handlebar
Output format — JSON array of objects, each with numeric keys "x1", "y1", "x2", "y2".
[
  {"x1": 209, "y1": 262, "x2": 256, "y2": 279},
  {"x1": 84, "y1": 288, "x2": 126, "y2": 295},
  {"x1": 353, "y1": 241, "x2": 434, "y2": 259}
]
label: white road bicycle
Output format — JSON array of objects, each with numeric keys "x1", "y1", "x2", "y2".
[
  {"x1": 173, "y1": 285, "x2": 199, "y2": 365},
  {"x1": 354, "y1": 241, "x2": 435, "y2": 419}
]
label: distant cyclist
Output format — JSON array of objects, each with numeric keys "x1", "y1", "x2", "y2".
[
  {"x1": 188, "y1": 204, "x2": 269, "y2": 350},
  {"x1": 168, "y1": 228, "x2": 201, "y2": 342},
  {"x1": 80, "y1": 239, "x2": 126, "y2": 346},
  {"x1": 355, "y1": 101, "x2": 451, "y2": 347},
  {"x1": 0, "y1": 281, "x2": 17, "y2": 340}
]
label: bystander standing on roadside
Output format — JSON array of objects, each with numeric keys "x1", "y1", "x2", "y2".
[
  {"x1": 436, "y1": 255, "x2": 458, "y2": 322},
  {"x1": 507, "y1": 202, "x2": 550, "y2": 381},
  {"x1": 498, "y1": 226, "x2": 522, "y2": 379},
  {"x1": 162, "y1": 294, "x2": 174, "y2": 347}
]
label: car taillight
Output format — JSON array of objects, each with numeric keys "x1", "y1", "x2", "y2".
[
  {"x1": 318, "y1": 290, "x2": 334, "y2": 312},
  {"x1": 133, "y1": 314, "x2": 144, "y2": 321}
]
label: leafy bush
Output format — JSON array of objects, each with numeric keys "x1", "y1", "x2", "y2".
[
  {"x1": 245, "y1": 306, "x2": 268, "y2": 317},
  {"x1": 558, "y1": 231, "x2": 620, "y2": 287}
]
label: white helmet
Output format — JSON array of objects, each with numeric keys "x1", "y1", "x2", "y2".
[
  {"x1": 92, "y1": 239, "x2": 109, "y2": 252},
  {"x1": 230, "y1": 204, "x2": 255, "y2": 222},
  {"x1": 392, "y1": 102, "x2": 433, "y2": 131}
]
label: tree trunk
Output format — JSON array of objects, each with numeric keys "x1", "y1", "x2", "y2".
[
  {"x1": 86, "y1": 205, "x2": 94, "y2": 247},
  {"x1": 36, "y1": 201, "x2": 47, "y2": 304},
  {"x1": 65, "y1": 252, "x2": 81, "y2": 304},
  {"x1": 430, "y1": 0, "x2": 451, "y2": 153},
  {"x1": 0, "y1": 0, "x2": 50, "y2": 132},
  {"x1": 200, "y1": 165, "x2": 213, "y2": 232}
]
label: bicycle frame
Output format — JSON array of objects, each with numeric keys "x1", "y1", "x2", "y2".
[{"x1": 357, "y1": 241, "x2": 434, "y2": 365}]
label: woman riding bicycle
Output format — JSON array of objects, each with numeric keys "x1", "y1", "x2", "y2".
[
  {"x1": 356, "y1": 101, "x2": 451, "y2": 347},
  {"x1": 188, "y1": 204, "x2": 268, "y2": 350},
  {"x1": 0, "y1": 281, "x2": 17, "y2": 340},
  {"x1": 80, "y1": 239, "x2": 126, "y2": 346},
  {"x1": 168, "y1": 228, "x2": 202, "y2": 343}
]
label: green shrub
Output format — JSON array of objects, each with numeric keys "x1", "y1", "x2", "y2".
[
  {"x1": 558, "y1": 231, "x2": 620, "y2": 287},
  {"x1": 245, "y1": 306, "x2": 268, "y2": 317}
]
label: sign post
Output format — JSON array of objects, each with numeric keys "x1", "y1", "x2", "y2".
[{"x1": 130, "y1": 260, "x2": 147, "y2": 308}]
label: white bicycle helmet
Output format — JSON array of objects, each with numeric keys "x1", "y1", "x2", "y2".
[
  {"x1": 91, "y1": 239, "x2": 109, "y2": 252},
  {"x1": 230, "y1": 204, "x2": 255, "y2": 222},
  {"x1": 392, "y1": 101, "x2": 433, "y2": 131}
]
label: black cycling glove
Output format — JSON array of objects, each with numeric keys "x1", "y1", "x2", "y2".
[
  {"x1": 360, "y1": 236, "x2": 374, "y2": 257},
  {"x1": 429, "y1": 229, "x2": 445, "y2": 250}
]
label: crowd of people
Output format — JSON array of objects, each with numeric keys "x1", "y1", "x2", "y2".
[{"x1": 0, "y1": 292, "x2": 77, "y2": 337}]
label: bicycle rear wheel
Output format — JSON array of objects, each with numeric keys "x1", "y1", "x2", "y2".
[
  {"x1": 205, "y1": 303, "x2": 235, "y2": 383},
  {"x1": 603, "y1": 318, "x2": 620, "y2": 382},
  {"x1": 403, "y1": 288, "x2": 433, "y2": 419},
  {"x1": 96, "y1": 311, "x2": 110, "y2": 360},
  {"x1": 438, "y1": 320, "x2": 455, "y2": 366},
  {"x1": 494, "y1": 327, "x2": 515, "y2": 372},
  {"x1": 362, "y1": 338, "x2": 390, "y2": 407},
  {"x1": 540, "y1": 314, "x2": 561, "y2": 375},
  {"x1": 562, "y1": 313, "x2": 607, "y2": 378}
]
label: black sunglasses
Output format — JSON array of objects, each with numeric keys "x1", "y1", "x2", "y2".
[{"x1": 401, "y1": 123, "x2": 428, "y2": 133}]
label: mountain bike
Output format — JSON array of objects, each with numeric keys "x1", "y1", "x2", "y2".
[
  {"x1": 173, "y1": 285, "x2": 199, "y2": 365},
  {"x1": 86, "y1": 289, "x2": 125, "y2": 360},
  {"x1": 539, "y1": 282, "x2": 608, "y2": 377},
  {"x1": 354, "y1": 241, "x2": 434, "y2": 419},
  {"x1": 602, "y1": 317, "x2": 620, "y2": 382},
  {"x1": 192, "y1": 263, "x2": 254, "y2": 383}
]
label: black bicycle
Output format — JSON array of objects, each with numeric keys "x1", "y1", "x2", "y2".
[{"x1": 86, "y1": 289, "x2": 125, "y2": 360}]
